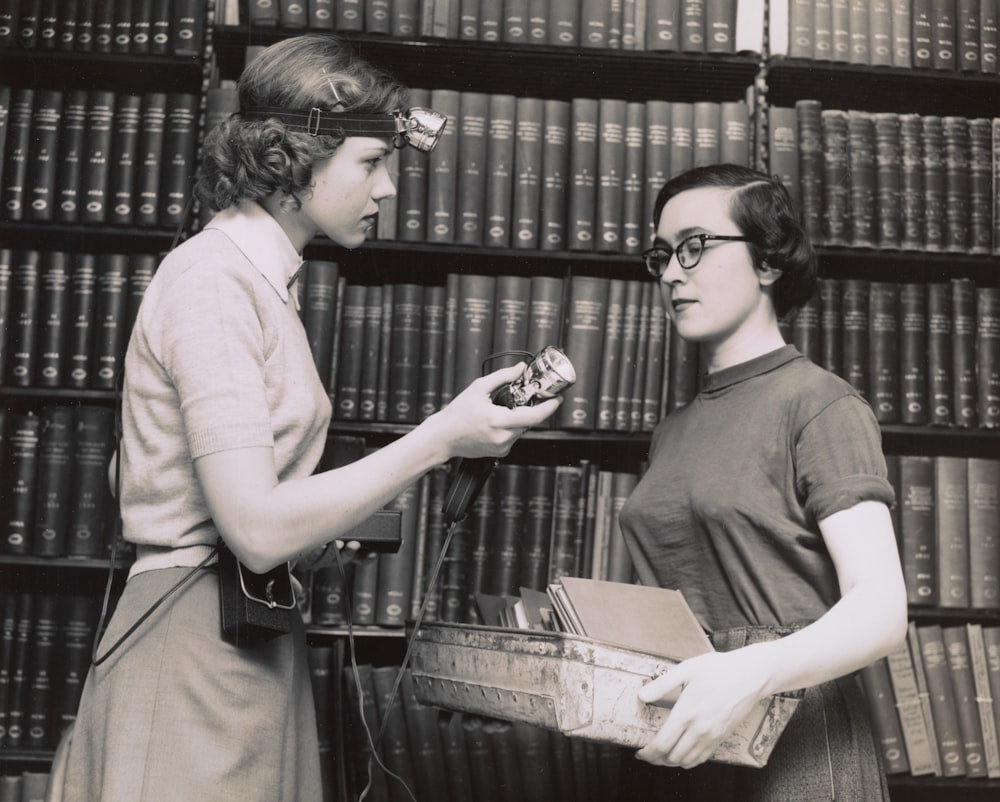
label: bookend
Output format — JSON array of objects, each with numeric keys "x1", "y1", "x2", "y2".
[{"x1": 217, "y1": 538, "x2": 297, "y2": 647}]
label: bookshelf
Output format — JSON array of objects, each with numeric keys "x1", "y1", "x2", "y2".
[
  {"x1": 3, "y1": 2, "x2": 1000, "y2": 799},
  {"x1": 0, "y1": 2, "x2": 211, "y2": 783}
]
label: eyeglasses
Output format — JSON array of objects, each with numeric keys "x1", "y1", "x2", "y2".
[{"x1": 641, "y1": 234, "x2": 753, "y2": 278}]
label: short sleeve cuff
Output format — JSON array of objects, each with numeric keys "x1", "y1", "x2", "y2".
[{"x1": 805, "y1": 474, "x2": 895, "y2": 522}]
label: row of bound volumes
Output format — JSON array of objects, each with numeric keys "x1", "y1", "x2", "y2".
[
  {"x1": 332, "y1": 660, "x2": 635, "y2": 802},
  {"x1": 773, "y1": 0, "x2": 999, "y2": 75},
  {"x1": 0, "y1": 0, "x2": 206, "y2": 56},
  {"x1": 782, "y1": 278, "x2": 1000, "y2": 430},
  {"x1": 862, "y1": 622, "x2": 1000, "y2": 779},
  {"x1": 0, "y1": 250, "x2": 158, "y2": 392},
  {"x1": 0, "y1": 590, "x2": 100, "y2": 753},
  {"x1": 0, "y1": 86, "x2": 199, "y2": 228},
  {"x1": 220, "y1": 0, "x2": 763, "y2": 54},
  {"x1": 303, "y1": 435, "x2": 639, "y2": 630},
  {"x1": 0, "y1": 407, "x2": 118, "y2": 561},
  {"x1": 891, "y1": 454, "x2": 1000, "y2": 611},
  {"x1": 203, "y1": 77, "x2": 753, "y2": 254},
  {"x1": 295, "y1": 263, "x2": 690, "y2": 433},
  {"x1": 769, "y1": 102, "x2": 1000, "y2": 255},
  {"x1": 0, "y1": 771, "x2": 49, "y2": 801}
]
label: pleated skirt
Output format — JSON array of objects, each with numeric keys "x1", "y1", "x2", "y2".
[{"x1": 60, "y1": 566, "x2": 322, "y2": 802}]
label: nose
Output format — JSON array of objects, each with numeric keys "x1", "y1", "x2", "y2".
[
  {"x1": 660, "y1": 251, "x2": 685, "y2": 285},
  {"x1": 374, "y1": 163, "x2": 397, "y2": 202}
]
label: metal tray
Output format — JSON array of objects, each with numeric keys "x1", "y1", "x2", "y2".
[{"x1": 408, "y1": 621, "x2": 800, "y2": 768}]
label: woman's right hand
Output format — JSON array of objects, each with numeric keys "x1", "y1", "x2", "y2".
[{"x1": 426, "y1": 363, "x2": 564, "y2": 460}]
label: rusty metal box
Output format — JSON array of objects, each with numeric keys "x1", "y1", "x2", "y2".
[{"x1": 408, "y1": 621, "x2": 800, "y2": 768}]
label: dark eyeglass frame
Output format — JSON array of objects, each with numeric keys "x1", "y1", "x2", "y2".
[{"x1": 641, "y1": 234, "x2": 754, "y2": 278}]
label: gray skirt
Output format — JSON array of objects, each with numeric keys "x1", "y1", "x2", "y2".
[{"x1": 61, "y1": 566, "x2": 322, "y2": 802}]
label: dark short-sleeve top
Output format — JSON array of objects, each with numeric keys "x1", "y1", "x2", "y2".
[{"x1": 618, "y1": 345, "x2": 894, "y2": 633}]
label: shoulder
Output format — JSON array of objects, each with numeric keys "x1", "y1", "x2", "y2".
[{"x1": 774, "y1": 355, "x2": 869, "y2": 418}]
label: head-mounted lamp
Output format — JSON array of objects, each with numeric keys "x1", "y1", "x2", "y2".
[{"x1": 242, "y1": 106, "x2": 448, "y2": 153}]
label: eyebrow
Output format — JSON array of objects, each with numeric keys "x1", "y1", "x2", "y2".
[{"x1": 653, "y1": 226, "x2": 705, "y2": 247}]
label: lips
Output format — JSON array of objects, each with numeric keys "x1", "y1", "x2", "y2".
[{"x1": 672, "y1": 298, "x2": 695, "y2": 312}]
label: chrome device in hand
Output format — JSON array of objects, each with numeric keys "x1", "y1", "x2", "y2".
[{"x1": 441, "y1": 346, "x2": 576, "y2": 526}]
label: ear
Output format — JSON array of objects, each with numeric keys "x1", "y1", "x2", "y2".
[{"x1": 757, "y1": 262, "x2": 782, "y2": 287}]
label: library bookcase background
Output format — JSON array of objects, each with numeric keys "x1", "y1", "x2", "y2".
[{"x1": 2, "y1": 2, "x2": 1000, "y2": 801}]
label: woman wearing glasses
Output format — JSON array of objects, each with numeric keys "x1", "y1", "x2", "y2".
[{"x1": 619, "y1": 164, "x2": 906, "y2": 801}]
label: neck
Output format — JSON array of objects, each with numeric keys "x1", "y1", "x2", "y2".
[{"x1": 700, "y1": 312, "x2": 788, "y2": 375}]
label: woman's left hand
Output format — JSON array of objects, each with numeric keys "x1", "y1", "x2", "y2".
[{"x1": 635, "y1": 647, "x2": 771, "y2": 768}]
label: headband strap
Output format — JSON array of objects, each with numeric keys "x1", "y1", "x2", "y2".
[{"x1": 242, "y1": 106, "x2": 399, "y2": 139}]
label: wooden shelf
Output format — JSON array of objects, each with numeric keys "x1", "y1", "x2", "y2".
[
  {"x1": 211, "y1": 28, "x2": 760, "y2": 102},
  {"x1": 0, "y1": 48, "x2": 203, "y2": 93}
]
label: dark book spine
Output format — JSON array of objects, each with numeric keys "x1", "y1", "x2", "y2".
[
  {"x1": 484, "y1": 93, "x2": 516, "y2": 249},
  {"x1": 967, "y1": 458, "x2": 1000, "y2": 609},
  {"x1": 371, "y1": 665, "x2": 419, "y2": 792},
  {"x1": 53, "y1": 89, "x2": 88, "y2": 223},
  {"x1": 892, "y1": 0, "x2": 913, "y2": 66},
  {"x1": 453, "y1": 274, "x2": 496, "y2": 392},
  {"x1": 913, "y1": 0, "x2": 935, "y2": 67},
  {"x1": 33, "y1": 408, "x2": 75, "y2": 558},
  {"x1": 279, "y1": 0, "x2": 309, "y2": 28},
  {"x1": 670, "y1": 101, "x2": 695, "y2": 179},
  {"x1": 417, "y1": 465, "x2": 447, "y2": 621},
  {"x1": 159, "y1": 93, "x2": 199, "y2": 228},
  {"x1": 643, "y1": 100, "x2": 671, "y2": 247},
  {"x1": 870, "y1": 0, "x2": 895, "y2": 66},
  {"x1": 91, "y1": 253, "x2": 129, "y2": 390},
  {"x1": 841, "y1": 278, "x2": 870, "y2": 400},
  {"x1": 594, "y1": 278, "x2": 626, "y2": 431},
  {"x1": 983, "y1": 0, "x2": 999, "y2": 73},
  {"x1": 917, "y1": 624, "x2": 967, "y2": 776},
  {"x1": 548, "y1": 464, "x2": 585, "y2": 583},
  {"x1": 568, "y1": 97, "x2": 599, "y2": 251},
  {"x1": 302, "y1": 259, "x2": 340, "y2": 391},
  {"x1": 111, "y1": 0, "x2": 131, "y2": 53},
  {"x1": 0, "y1": 0, "x2": 17, "y2": 46},
  {"x1": 490, "y1": 275, "x2": 530, "y2": 369},
  {"x1": 957, "y1": 0, "x2": 981, "y2": 69},
  {"x1": 387, "y1": 283, "x2": 424, "y2": 424},
  {"x1": 417, "y1": 284, "x2": 445, "y2": 421},
  {"x1": 333, "y1": 283, "x2": 366, "y2": 420},
  {"x1": 374, "y1": 479, "x2": 421, "y2": 627},
  {"x1": 976, "y1": 287, "x2": 1000, "y2": 429},
  {"x1": 860, "y1": 659, "x2": 910, "y2": 774},
  {"x1": 148, "y1": 0, "x2": 170, "y2": 54},
  {"x1": 24, "y1": 89, "x2": 62, "y2": 222},
  {"x1": 642, "y1": 287, "x2": 667, "y2": 431},
  {"x1": 130, "y1": 0, "x2": 152, "y2": 53},
  {"x1": 92, "y1": 0, "x2": 114, "y2": 52},
  {"x1": 365, "y1": 0, "x2": 391, "y2": 33},
  {"x1": 622, "y1": 101, "x2": 646, "y2": 254},
  {"x1": 511, "y1": 96, "x2": 544, "y2": 250},
  {"x1": 57, "y1": 595, "x2": 97, "y2": 732},
  {"x1": 943, "y1": 115, "x2": 971, "y2": 252},
  {"x1": 821, "y1": 109, "x2": 851, "y2": 246},
  {"x1": 596, "y1": 98, "x2": 627, "y2": 252},
  {"x1": 25, "y1": 593, "x2": 58, "y2": 749},
  {"x1": 463, "y1": 715, "x2": 501, "y2": 801},
  {"x1": 79, "y1": 89, "x2": 115, "y2": 224},
  {"x1": 557, "y1": 275, "x2": 609, "y2": 430},
  {"x1": 789, "y1": 0, "x2": 815, "y2": 57},
  {"x1": 455, "y1": 91, "x2": 489, "y2": 246},
  {"x1": 847, "y1": 111, "x2": 876, "y2": 248},
  {"x1": 968, "y1": 118, "x2": 992, "y2": 254},
  {"x1": 3, "y1": 594, "x2": 34, "y2": 749},
  {"x1": 2, "y1": 88, "x2": 34, "y2": 222},
  {"x1": 171, "y1": 0, "x2": 204, "y2": 56},
  {"x1": 931, "y1": 0, "x2": 958, "y2": 70},
  {"x1": 646, "y1": 0, "x2": 680, "y2": 50},
  {"x1": 900, "y1": 283, "x2": 929, "y2": 425},
  {"x1": 0, "y1": 249, "x2": 10, "y2": 380},
  {"x1": 107, "y1": 93, "x2": 142, "y2": 226},
  {"x1": 942, "y1": 626, "x2": 988, "y2": 776},
  {"x1": 520, "y1": 464, "x2": 555, "y2": 591},
  {"x1": 5, "y1": 250, "x2": 40, "y2": 388},
  {"x1": 425, "y1": 88, "x2": 460, "y2": 244},
  {"x1": 125, "y1": 253, "x2": 155, "y2": 335},
  {"x1": 66, "y1": 254, "x2": 97, "y2": 390},
  {"x1": 539, "y1": 98, "x2": 570, "y2": 252},
  {"x1": 922, "y1": 115, "x2": 947, "y2": 252},
  {"x1": 614, "y1": 280, "x2": 643, "y2": 432},
  {"x1": 35, "y1": 251, "x2": 71, "y2": 388},
  {"x1": 16, "y1": 0, "x2": 42, "y2": 48},
  {"x1": 927, "y1": 282, "x2": 954, "y2": 426},
  {"x1": 935, "y1": 455, "x2": 970, "y2": 609},
  {"x1": 489, "y1": 463, "x2": 527, "y2": 596},
  {"x1": 68, "y1": 406, "x2": 114, "y2": 557},
  {"x1": 899, "y1": 113, "x2": 925, "y2": 250},
  {"x1": 630, "y1": 283, "x2": 653, "y2": 431},
  {"x1": 768, "y1": 106, "x2": 800, "y2": 211},
  {"x1": 3, "y1": 414, "x2": 41, "y2": 556},
  {"x1": 375, "y1": 285, "x2": 393, "y2": 421},
  {"x1": 869, "y1": 281, "x2": 900, "y2": 423},
  {"x1": 831, "y1": 0, "x2": 852, "y2": 61},
  {"x1": 75, "y1": 0, "x2": 95, "y2": 51},
  {"x1": 396, "y1": 87, "x2": 429, "y2": 241},
  {"x1": 357, "y1": 285, "x2": 383, "y2": 422},
  {"x1": 951, "y1": 277, "x2": 977, "y2": 427},
  {"x1": 399, "y1": 669, "x2": 450, "y2": 802},
  {"x1": 873, "y1": 112, "x2": 902, "y2": 249},
  {"x1": 464, "y1": 473, "x2": 496, "y2": 623}
]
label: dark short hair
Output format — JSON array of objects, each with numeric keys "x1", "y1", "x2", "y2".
[
  {"x1": 652, "y1": 164, "x2": 817, "y2": 319},
  {"x1": 196, "y1": 34, "x2": 408, "y2": 213}
]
